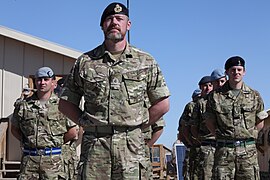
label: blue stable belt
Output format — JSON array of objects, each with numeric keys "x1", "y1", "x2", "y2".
[{"x1": 23, "y1": 147, "x2": 61, "y2": 156}]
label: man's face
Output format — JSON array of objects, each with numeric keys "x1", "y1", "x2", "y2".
[
  {"x1": 102, "y1": 14, "x2": 131, "y2": 42},
  {"x1": 200, "y1": 82, "x2": 213, "y2": 96},
  {"x1": 226, "y1": 66, "x2": 245, "y2": 84},
  {"x1": 35, "y1": 77, "x2": 54, "y2": 93},
  {"x1": 212, "y1": 77, "x2": 227, "y2": 89}
]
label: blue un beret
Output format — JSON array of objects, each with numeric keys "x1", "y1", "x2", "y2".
[
  {"x1": 100, "y1": 2, "x2": 129, "y2": 26},
  {"x1": 211, "y1": 69, "x2": 226, "y2": 81},
  {"x1": 225, "y1": 56, "x2": 245, "y2": 70},
  {"x1": 35, "y1": 67, "x2": 54, "y2": 78},
  {"x1": 192, "y1": 89, "x2": 201, "y2": 99},
  {"x1": 198, "y1": 76, "x2": 212, "y2": 85}
]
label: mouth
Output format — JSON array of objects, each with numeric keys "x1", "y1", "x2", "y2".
[{"x1": 108, "y1": 26, "x2": 120, "y2": 32}]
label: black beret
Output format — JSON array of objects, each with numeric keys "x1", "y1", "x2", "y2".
[
  {"x1": 225, "y1": 56, "x2": 245, "y2": 70},
  {"x1": 198, "y1": 76, "x2": 212, "y2": 85},
  {"x1": 100, "y1": 2, "x2": 129, "y2": 26}
]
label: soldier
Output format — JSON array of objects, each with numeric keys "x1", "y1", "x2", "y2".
[
  {"x1": 58, "y1": 2, "x2": 170, "y2": 179},
  {"x1": 190, "y1": 76, "x2": 214, "y2": 180},
  {"x1": 177, "y1": 88, "x2": 201, "y2": 180},
  {"x1": 11, "y1": 67, "x2": 78, "y2": 179},
  {"x1": 210, "y1": 68, "x2": 227, "y2": 89},
  {"x1": 205, "y1": 56, "x2": 268, "y2": 179}
]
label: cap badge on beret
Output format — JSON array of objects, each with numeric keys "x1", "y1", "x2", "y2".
[
  {"x1": 225, "y1": 56, "x2": 245, "y2": 70},
  {"x1": 114, "y1": 4, "x2": 122, "y2": 13},
  {"x1": 35, "y1": 67, "x2": 54, "y2": 78}
]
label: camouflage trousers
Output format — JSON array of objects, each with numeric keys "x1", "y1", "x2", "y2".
[
  {"x1": 18, "y1": 154, "x2": 66, "y2": 180},
  {"x1": 189, "y1": 147, "x2": 200, "y2": 180},
  {"x1": 182, "y1": 148, "x2": 190, "y2": 180},
  {"x1": 213, "y1": 143, "x2": 260, "y2": 180},
  {"x1": 141, "y1": 142, "x2": 153, "y2": 180},
  {"x1": 196, "y1": 145, "x2": 215, "y2": 180},
  {"x1": 77, "y1": 127, "x2": 146, "y2": 180},
  {"x1": 62, "y1": 143, "x2": 79, "y2": 180}
]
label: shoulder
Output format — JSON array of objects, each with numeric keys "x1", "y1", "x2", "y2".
[
  {"x1": 49, "y1": 93, "x2": 60, "y2": 104},
  {"x1": 185, "y1": 101, "x2": 195, "y2": 110},
  {"x1": 14, "y1": 92, "x2": 37, "y2": 107},
  {"x1": 84, "y1": 44, "x2": 104, "y2": 59},
  {"x1": 128, "y1": 45, "x2": 157, "y2": 63},
  {"x1": 242, "y1": 83, "x2": 257, "y2": 93}
]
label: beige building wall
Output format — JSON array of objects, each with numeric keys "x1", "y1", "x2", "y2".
[{"x1": 0, "y1": 28, "x2": 81, "y2": 161}]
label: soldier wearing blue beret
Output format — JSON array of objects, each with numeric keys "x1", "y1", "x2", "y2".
[
  {"x1": 211, "y1": 68, "x2": 227, "y2": 90},
  {"x1": 11, "y1": 67, "x2": 78, "y2": 179}
]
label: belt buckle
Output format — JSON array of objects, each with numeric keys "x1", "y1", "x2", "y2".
[
  {"x1": 234, "y1": 140, "x2": 241, "y2": 147},
  {"x1": 37, "y1": 149, "x2": 46, "y2": 155}
]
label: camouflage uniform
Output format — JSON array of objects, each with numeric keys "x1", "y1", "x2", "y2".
[
  {"x1": 142, "y1": 118, "x2": 165, "y2": 180},
  {"x1": 179, "y1": 100, "x2": 199, "y2": 180},
  {"x1": 191, "y1": 96, "x2": 215, "y2": 180},
  {"x1": 12, "y1": 93, "x2": 75, "y2": 180},
  {"x1": 205, "y1": 82, "x2": 266, "y2": 179},
  {"x1": 60, "y1": 43, "x2": 170, "y2": 179},
  {"x1": 62, "y1": 127, "x2": 79, "y2": 180}
]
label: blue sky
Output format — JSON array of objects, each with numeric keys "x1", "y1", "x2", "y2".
[{"x1": 1, "y1": 0, "x2": 270, "y2": 148}]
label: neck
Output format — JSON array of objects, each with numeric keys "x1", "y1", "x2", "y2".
[
  {"x1": 105, "y1": 39, "x2": 127, "y2": 53},
  {"x1": 37, "y1": 91, "x2": 52, "y2": 101},
  {"x1": 229, "y1": 80, "x2": 243, "y2": 90}
]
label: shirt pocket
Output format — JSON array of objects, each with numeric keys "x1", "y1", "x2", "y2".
[
  {"x1": 20, "y1": 111, "x2": 36, "y2": 137},
  {"x1": 213, "y1": 104, "x2": 232, "y2": 126},
  {"x1": 80, "y1": 73, "x2": 108, "y2": 104},
  {"x1": 123, "y1": 70, "x2": 147, "y2": 104},
  {"x1": 48, "y1": 113, "x2": 67, "y2": 136},
  {"x1": 242, "y1": 104, "x2": 256, "y2": 129}
]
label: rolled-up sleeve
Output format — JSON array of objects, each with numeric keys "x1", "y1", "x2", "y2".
[{"x1": 147, "y1": 64, "x2": 170, "y2": 104}]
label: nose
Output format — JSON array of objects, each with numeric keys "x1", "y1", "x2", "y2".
[{"x1": 110, "y1": 16, "x2": 121, "y2": 26}]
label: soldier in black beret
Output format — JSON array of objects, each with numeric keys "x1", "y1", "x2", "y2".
[
  {"x1": 198, "y1": 76, "x2": 212, "y2": 86},
  {"x1": 58, "y1": 1, "x2": 170, "y2": 180},
  {"x1": 99, "y1": 2, "x2": 131, "y2": 44},
  {"x1": 204, "y1": 55, "x2": 268, "y2": 179}
]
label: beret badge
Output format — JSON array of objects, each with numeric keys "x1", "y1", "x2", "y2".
[{"x1": 114, "y1": 4, "x2": 122, "y2": 13}]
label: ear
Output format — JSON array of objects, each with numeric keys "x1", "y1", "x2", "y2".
[
  {"x1": 243, "y1": 68, "x2": 246, "y2": 76},
  {"x1": 127, "y1": 20, "x2": 131, "y2": 31},
  {"x1": 52, "y1": 79, "x2": 57, "y2": 88}
]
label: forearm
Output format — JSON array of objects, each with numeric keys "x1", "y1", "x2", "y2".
[
  {"x1": 147, "y1": 128, "x2": 163, "y2": 147},
  {"x1": 145, "y1": 97, "x2": 169, "y2": 128},
  {"x1": 59, "y1": 99, "x2": 82, "y2": 125},
  {"x1": 256, "y1": 120, "x2": 264, "y2": 131},
  {"x1": 64, "y1": 126, "x2": 79, "y2": 143},
  {"x1": 182, "y1": 126, "x2": 193, "y2": 145},
  {"x1": 205, "y1": 119, "x2": 216, "y2": 136},
  {"x1": 11, "y1": 125, "x2": 22, "y2": 141},
  {"x1": 190, "y1": 125, "x2": 199, "y2": 139}
]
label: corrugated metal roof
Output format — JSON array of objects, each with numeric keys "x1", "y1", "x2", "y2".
[{"x1": 0, "y1": 25, "x2": 82, "y2": 59}]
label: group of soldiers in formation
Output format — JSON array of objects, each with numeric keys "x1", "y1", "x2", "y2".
[
  {"x1": 7, "y1": 1, "x2": 268, "y2": 180},
  {"x1": 177, "y1": 56, "x2": 268, "y2": 180}
]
